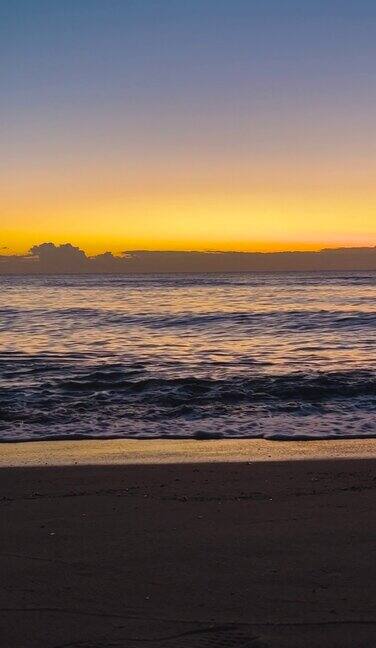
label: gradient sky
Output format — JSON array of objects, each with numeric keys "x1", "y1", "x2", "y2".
[{"x1": 2, "y1": 0, "x2": 376, "y2": 254}]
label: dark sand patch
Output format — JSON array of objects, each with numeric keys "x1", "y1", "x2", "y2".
[{"x1": 1, "y1": 458, "x2": 376, "y2": 647}]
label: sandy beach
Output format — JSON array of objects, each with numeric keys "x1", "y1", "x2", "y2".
[{"x1": 0, "y1": 438, "x2": 375, "y2": 647}]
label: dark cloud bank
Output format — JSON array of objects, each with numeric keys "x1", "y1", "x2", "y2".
[{"x1": 0, "y1": 242, "x2": 375, "y2": 274}]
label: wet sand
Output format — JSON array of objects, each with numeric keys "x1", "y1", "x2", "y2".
[{"x1": 1, "y1": 439, "x2": 376, "y2": 647}]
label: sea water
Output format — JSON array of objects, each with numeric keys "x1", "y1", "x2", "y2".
[{"x1": 0, "y1": 272, "x2": 375, "y2": 440}]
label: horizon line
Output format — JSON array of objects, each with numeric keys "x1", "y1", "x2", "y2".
[{"x1": 2, "y1": 243, "x2": 376, "y2": 258}]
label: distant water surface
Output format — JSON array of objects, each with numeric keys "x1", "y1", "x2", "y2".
[{"x1": 0, "y1": 272, "x2": 375, "y2": 441}]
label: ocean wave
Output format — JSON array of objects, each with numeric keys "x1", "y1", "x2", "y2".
[
  {"x1": 0, "y1": 367, "x2": 374, "y2": 442},
  {"x1": 48, "y1": 369, "x2": 375, "y2": 401},
  {"x1": 2, "y1": 307, "x2": 375, "y2": 334}
]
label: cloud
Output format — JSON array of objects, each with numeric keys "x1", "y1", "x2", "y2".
[
  {"x1": 30, "y1": 243, "x2": 88, "y2": 272},
  {"x1": 90, "y1": 251, "x2": 126, "y2": 272},
  {"x1": 0, "y1": 243, "x2": 375, "y2": 274}
]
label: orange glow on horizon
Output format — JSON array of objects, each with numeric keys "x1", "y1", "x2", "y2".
[{"x1": 2, "y1": 190, "x2": 375, "y2": 257}]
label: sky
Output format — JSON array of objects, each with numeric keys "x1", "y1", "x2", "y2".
[{"x1": 1, "y1": 0, "x2": 376, "y2": 255}]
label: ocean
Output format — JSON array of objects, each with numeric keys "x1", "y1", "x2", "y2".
[{"x1": 0, "y1": 272, "x2": 375, "y2": 441}]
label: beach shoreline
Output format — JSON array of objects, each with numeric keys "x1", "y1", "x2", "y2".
[{"x1": 1, "y1": 436, "x2": 376, "y2": 467}]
